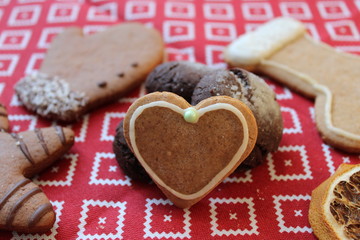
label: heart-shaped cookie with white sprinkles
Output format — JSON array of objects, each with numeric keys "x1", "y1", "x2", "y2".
[{"x1": 123, "y1": 92, "x2": 257, "y2": 208}]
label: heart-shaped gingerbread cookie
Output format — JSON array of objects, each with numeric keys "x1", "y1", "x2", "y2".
[
  {"x1": 15, "y1": 23, "x2": 164, "y2": 122},
  {"x1": 123, "y1": 92, "x2": 257, "y2": 208}
]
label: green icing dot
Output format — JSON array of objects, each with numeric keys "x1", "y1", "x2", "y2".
[{"x1": 184, "y1": 107, "x2": 199, "y2": 123}]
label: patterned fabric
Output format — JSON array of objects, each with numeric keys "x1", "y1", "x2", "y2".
[{"x1": 0, "y1": 0, "x2": 359, "y2": 239}]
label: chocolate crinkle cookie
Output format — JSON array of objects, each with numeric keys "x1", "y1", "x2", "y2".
[
  {"x1": 113, "y1": 120, "x2": 152, "y2": 183},
  {"x1": 192, "y1": 68, "x2": 283, "y2": 170},
  {"x1": 145, "y1": 61, "x2": 214, "y2": 103}
]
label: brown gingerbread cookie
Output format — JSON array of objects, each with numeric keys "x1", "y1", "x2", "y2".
[
  {"x1": 0, "y1": 126, "x2": 74, "y2": 233},
  {"x1": 123, "y1": 92, "x2": 257, "y2": 208},
  {"x1": 113, "y1": 120, "x2": 152, "y2": 183},
  {"x1": 15, "y1": 22, "x2": 165, "y2": 122},
  {"x1": 115, "y1": 64, "x2": 282, "y2": 182},
  {"x1": 0, "y1": 103, "x2": 9, "y2": 132}
]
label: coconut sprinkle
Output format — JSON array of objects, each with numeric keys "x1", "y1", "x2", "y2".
[{"x1": 15, "y1": 72, "x2": 87, "y2": 120}]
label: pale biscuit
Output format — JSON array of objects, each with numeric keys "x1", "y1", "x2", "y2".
[
  {"x1": 224, "y1": 17, "x2": 360, "y2": 153},
  {"x1": 123, "y1": 92, "x2": 257, "y2": 208}
]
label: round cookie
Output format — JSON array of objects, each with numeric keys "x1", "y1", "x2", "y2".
[
  {"x1": 191, "y1": 68, "x2": 283, "y2": 170},
  {"x1": 145, "y1": 61, "x2": 214, "y2": 103},
  {"x1": 113, "y1": 120, "x2": 152, "y2": 183}
]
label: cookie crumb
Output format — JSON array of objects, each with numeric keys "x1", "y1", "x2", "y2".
[
  {"x1": 97, "y1": 81, "x2": 107, "y2": 88},
  {"x1": 131, "y1": 63, "x2": 138, "y2": 68},
  {"x1": 118, "y1": 73, "x2": 125, "y2": 78}
]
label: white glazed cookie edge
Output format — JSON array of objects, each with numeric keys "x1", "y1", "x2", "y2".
[
  {"x1": 224, "y1": 17, "x2": 306, "y2": 67},
  {"x1": 129, "y1": 101, "x2": 249, "y2": 201}
]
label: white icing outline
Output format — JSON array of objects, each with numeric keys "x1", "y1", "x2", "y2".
[
  {"x1": 260, "y1": 59, "x2": 317, "y2": 85},
  {"x1": 129, "y1": 101, "x2": 249, "y2": 200},
  {"x1": 260, "y1": 35, "x2": 360, "y2": 142},
  {"x1": 314, "y1": 84, "x2": 360, "y2": 141}
]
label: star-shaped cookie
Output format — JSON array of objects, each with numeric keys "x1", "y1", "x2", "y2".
[{"x1": 0, "y1": 113, "x2": 74, "y2": 233}]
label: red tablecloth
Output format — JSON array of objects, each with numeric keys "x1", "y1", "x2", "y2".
[{"x1": 0, "y1": 0, "x2": 359, "y2": 239}]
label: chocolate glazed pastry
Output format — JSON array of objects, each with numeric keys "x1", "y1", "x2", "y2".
[
  {"x1": 113, "y1": 120, "x2": 152, "y2": 183},
  {"x1": 191, "y1": 68, "x2": 283, "y2": 170},
  {"x1": 145, "y1": 61, "x2": 214, "y2": 103}
]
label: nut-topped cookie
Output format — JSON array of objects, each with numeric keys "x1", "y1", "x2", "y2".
[{"x1": 15, "y1": 22, "x2": 165, "y2": 122}]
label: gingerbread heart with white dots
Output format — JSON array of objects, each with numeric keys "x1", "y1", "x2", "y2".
[{"x1": 123, "y1": 92, "x2": 258, "y2": 208}]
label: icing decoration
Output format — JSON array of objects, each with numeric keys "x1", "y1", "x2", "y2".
[
  {"x1": 34, "y1": 128, "x2": 50, "y2": 156},
  {"x1": 260, "y1": 35, "x2": 360, "y2": 142},
  {"x1": 28, "y1": 203, "x2": 53, "y2": 228},
  {"x1": 129, "y1": 101, "x2": 250, "y2": 200},
  {"x1": 183, "y1": 107, "x2": 199, "y2": 123},
  {"x1": 10, "y1": 133, "x2": 34, "y2": 165},
  {"x1": 314, "y1": 83, "x2": 360, "y2": 141},
  {"x1": 225, "y1": 17, "x2": 306, "y2": 66},
  {"x1": 0, "y1": 126, "x2": 74, "y2": 232},
  {"x1": 54, "y1": 125, "x2": 66, "y2": 145}
]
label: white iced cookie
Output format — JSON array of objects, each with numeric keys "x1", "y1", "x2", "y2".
[
  {"x1": 224, "y1": 17, "x2": 306, "y2": 68},
  {"x1": 224, "y1": 17, "x2": 360, "y2": 153},
  {"x1": 123, "y1": 92, "x2": 258, "y2": 208}
]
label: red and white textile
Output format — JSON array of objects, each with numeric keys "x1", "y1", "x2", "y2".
[{"x1": 0, "y1": 0, "x2": 359, "y2": 239}]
